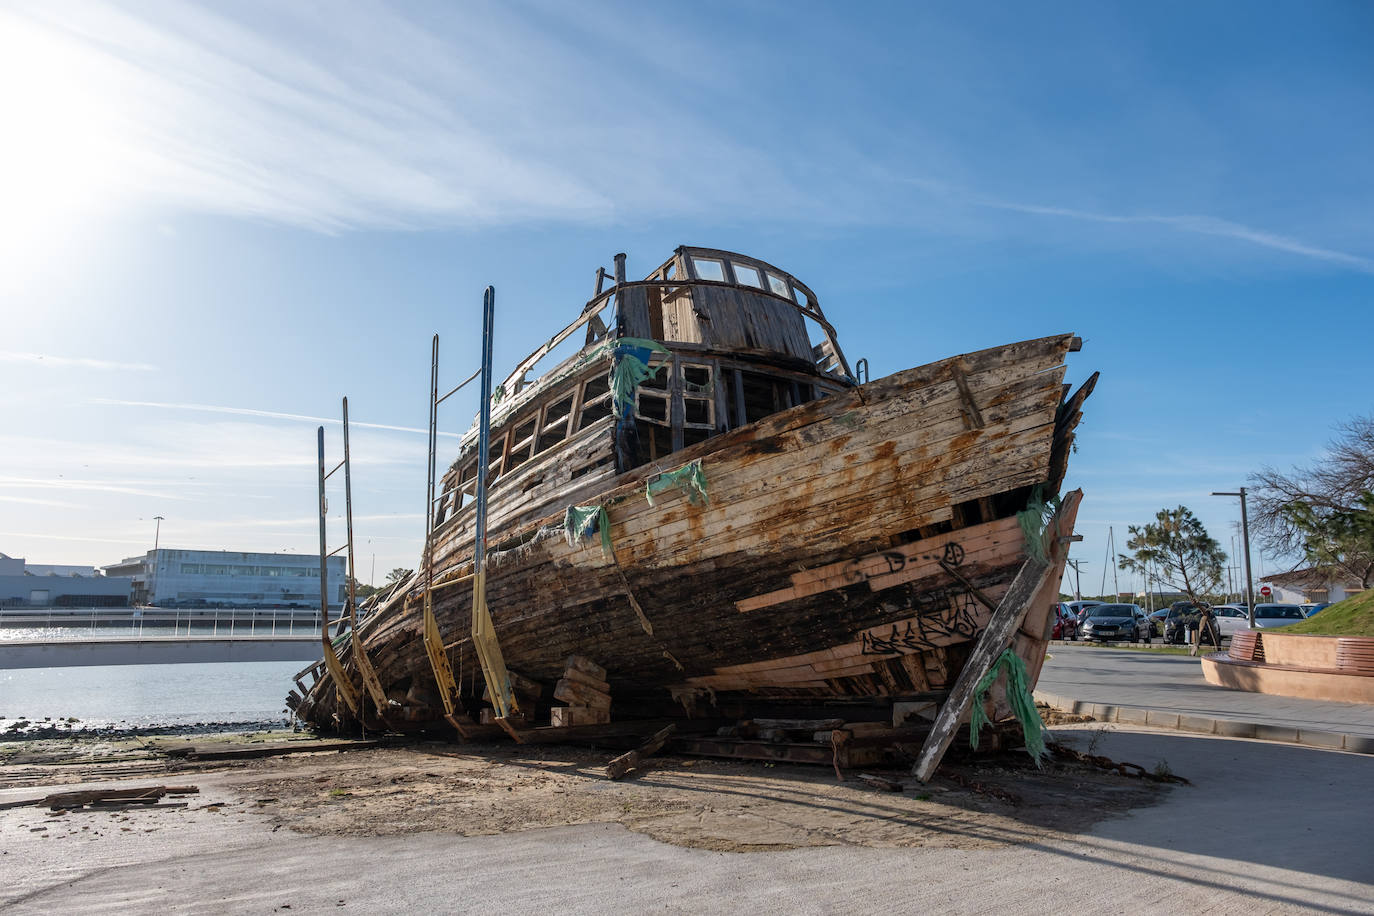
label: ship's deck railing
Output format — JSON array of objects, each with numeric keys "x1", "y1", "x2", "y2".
[{"x1": 498, "y1": 252, "x2": 852, "y2": 409}]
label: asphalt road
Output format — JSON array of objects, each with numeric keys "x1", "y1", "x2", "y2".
[
  {"x1": 3, "y1": 726, "x2": 1371, "y2": 915},
  {"x1": 1038, "y1": 645, "x2": 1374, "y2": 739}
]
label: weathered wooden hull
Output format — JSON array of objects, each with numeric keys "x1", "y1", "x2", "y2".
[{"x1": 294, "y1": 333, "x2": 1090, "y2": 730}]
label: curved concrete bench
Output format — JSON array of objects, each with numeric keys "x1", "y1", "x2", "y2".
[{"x1": 1202, "y1": 631, "x2": 1374, "y2": 704}]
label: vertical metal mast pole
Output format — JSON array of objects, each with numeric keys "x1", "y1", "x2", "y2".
[
  {"x1": 474, "y1": 287, "x2": 494, "y2": 591},
  {"x1": 426, "y1": 336, "x2": 438, "y2": 601},
  {"x1": 421, "y1": 337, "x2": 467, "y2": 736},
  {"x1": 317, "y1": 426, "x2": 360, "y2": 717},
  {"x1": 343, "y1": 398, "x2": 357, "y2": 629},
  {"x1": 471, "y1": 285, "x2": 522, "y2": 733},
  {"x1": 343, "y1": 397, "x2": 388, "y2": 718},
  {"x1": 317, "y1": 427, "x2": 330, "y2": 641}
]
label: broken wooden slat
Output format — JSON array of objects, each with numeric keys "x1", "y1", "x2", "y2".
[
  {"x1": 166, "y1": 740, "x2": 386, "y2": 762},
  {"x1": 605, "y1": 724, "x2": 676, "y2": 780},
  {"x1": 0, "y1": 785, "x2": 200, "y2": 812},
  {"x1": 855, "y1": 773, "x2": 904, "y2": 792}
]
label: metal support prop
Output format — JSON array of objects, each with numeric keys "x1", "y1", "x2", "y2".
[
  {"x1": 470, "y1": 286, "x2": 524, "y2": 739},
  {"x1": 342, "y1": 397, "x2": 389, "y2": 718},
  {"x1": 317, "y1": 426, "x2": 360, "y2": 717},
  {"x1": 421, "y1": 336, "x2": 470, "y2": 738}
]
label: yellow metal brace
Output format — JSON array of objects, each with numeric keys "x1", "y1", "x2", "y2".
[
  {"x1": 321, "y1": 635, "x2": 360, "y2": 718},
  {"x1": 470, "y1": 569, "x2": 524, "y2": 741},
  {"x1": 422, "y1": 589, "x2": 471, "y2": 738},
  {"x1": 348, "y1": 603, "x2": 390, "y2": 720}
]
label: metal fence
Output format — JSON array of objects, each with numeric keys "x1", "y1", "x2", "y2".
[{"x1": 0, "y1": 606, "x2": 325, "y2": 638}]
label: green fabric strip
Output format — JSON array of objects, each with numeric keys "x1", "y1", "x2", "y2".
[
  {"x1": 563, "y1": 504, "x2": 613, "y2": 558},
  {"x1": 968, "y1": 648, "x2": 1048, "y2": 765},
  {"x1": 610, "y1": 338, "x2": 670, "y2": 419},
  {"x1": 1016, "y1": 484, "x2": 1061, "y2": 562},
  {"x1": 646, "y1": 459, "x2": 709, "y2": 507}
]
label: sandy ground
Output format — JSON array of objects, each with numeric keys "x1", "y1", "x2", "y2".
[
  {"x1": 1, "y1": 727, "x2": 1162, "y2": 857},
  {"x1": 5, "y1": 726, "x2": 1370, "y2": 914}
]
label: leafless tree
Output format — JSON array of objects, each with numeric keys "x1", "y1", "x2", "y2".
[{"x1": 1249, "y1": 414, "x2": 1374, "y2": 587}]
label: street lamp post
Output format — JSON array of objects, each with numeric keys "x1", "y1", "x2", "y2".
[
  {"x1": 153, "y1": 515, "x2": 164, "y2": 552},
  {"x1": 1212, "y1": 488, "x2": 1256, "y2": 628}
]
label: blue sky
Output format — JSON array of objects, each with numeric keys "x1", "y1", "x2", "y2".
[{"x1": 1, "y1": 0, "x2": 1370, "y2": 591}]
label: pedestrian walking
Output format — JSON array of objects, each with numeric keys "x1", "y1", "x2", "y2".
[{"x1": 1191, "y1": 604, "x2": 1220, "y2": 656}]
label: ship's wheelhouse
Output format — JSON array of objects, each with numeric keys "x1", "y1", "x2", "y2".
[{"x1": 434, "y1": 247, "x2": 854, "y2": 540}]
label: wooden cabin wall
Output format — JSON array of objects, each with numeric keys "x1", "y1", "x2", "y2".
[
  {"x1": 616, "y1": 287, "x2": 655, "y2": 340},
  {"x1": 691, "y1": 287, "x2": 813, "y2": 362},
  {"x1": 660, "y1": 289, "x2": 704, "y2": 343}
]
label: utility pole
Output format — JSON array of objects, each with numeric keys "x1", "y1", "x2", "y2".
[
  {"x1": 1066, "y1": 558, "x2": 1086, "y2": 601},
  {"x1": 153, "y1": 516, "x2": 164, "y2": 552},
  {"x1": 1212, "y1": 488, "x2": 1256, "y2": 627},
  {"x1": 1110, "y1": 526, "x2": 1120, "y2": 599}
]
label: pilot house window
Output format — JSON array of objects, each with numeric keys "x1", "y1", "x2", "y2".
[{"x1": 682, "y1": 364, "x2": 714, "y2": 428}]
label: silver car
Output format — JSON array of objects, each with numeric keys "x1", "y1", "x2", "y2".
[
  {"x1": 1080, "y1": 603, "x2": 1153, "y2": 642},
  {"x1": 1251, "y1": 603, "x2": 1306, "y2": 629},
  {"x1": 1210, "y1": 604, "x2": 1254, "y2": 639}
]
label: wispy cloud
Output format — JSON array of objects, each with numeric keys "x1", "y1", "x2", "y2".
[
  {"x1": 0, "y1": 494, "x2": 83, "y2": 509},
  {"x1": 3, "y1": 0, "x2": 792, "y2": 232},
  {"x1": 0, "y1": 476, "x2": 195, "y2": 500},
  {"x1": 0, "y1": 530, "x2": 153, "y2": 547},
  {"x1": 976, "y1": 199, "x2": 1374, "y2": 274},
  {"x1": 208, "y1": 513, "x2": 423, "y2": 530},
  {"x1": 92, "y1": 398, "x2": 458, "y2": 438},
  {"x1": 0, "y1": 352, "x2": 157, "y2": 371}
]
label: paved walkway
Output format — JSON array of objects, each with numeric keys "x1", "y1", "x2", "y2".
[{"x1": 1036, "y1": 646, "x2": 1374, "y2": 751}]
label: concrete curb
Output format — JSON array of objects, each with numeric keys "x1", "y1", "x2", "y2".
[{"x1": 1034, "y1": 690, "x2": 1374, "y2": 755}]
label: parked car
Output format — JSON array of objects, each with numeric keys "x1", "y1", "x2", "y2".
[
  {"x1": 1162, "y1": 601, "x2": 1222, "y2": 646},
  {"x1": 1302, "y1": 603, "x2": 1330, "y2": 617},
  {"x1": 1208, "y1": 604, "x2": 1252, "y2": 640},
  {"x1": 1252, "y1": 603, "x2": 1307, "y2": 629},
  {"x1": 1080, "y1": 603, "x2": 1152, "y2": 643},
  {"x1": 1051, "y1": 603, "x2": 1079, "y2": 640},
  {"x1": 1146, "y1": 607, "x2": 1170, "y2": 636},
  {"x1": 1064, "y1": 600, "x2": 1104, "y2": 628}
]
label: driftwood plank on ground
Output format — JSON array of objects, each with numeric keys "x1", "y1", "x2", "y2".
[
  {"x1": 0, "y1": 785, "x2": 199, "y2": 811},
  {"x1": 606, "y1": 724, "x2": 676, "y2": 780}
]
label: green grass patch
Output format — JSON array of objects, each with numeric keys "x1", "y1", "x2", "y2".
[{"x1": 1281, "y1": 590, "x2": 1374, "y2": 637}]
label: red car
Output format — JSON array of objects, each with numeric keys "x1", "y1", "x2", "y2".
[{"x1": 1051, "y1": 603, "x2": 1079, "y2": 640}]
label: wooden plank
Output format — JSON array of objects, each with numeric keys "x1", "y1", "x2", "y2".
[
  {"x1": 553, "y1": 678, "x2": 612, "y2": 710},
  {"x1": 605, "y1": 724, "x2": 677, "y2": 779},
  {"x1": 559, "y1": 667, "x2": 611, "y2": 693},
  {"x1": 565, "y1": 655, "x2": 608, "y2": 680},
  {"x1": 550, "y1": 706, "x2": 611, "y2": 727},
  {"x1": 950, "y1": 359, "x2": 985, "y2": 429},
  {"x1": 0, "y1": 785, "x2": 201, "y2": 811},
  {"x1": 911, "y1": 555, "x2": 1051, "y2": 783}
]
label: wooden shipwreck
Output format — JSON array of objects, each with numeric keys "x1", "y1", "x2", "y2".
[{"x1": 291, "y1": 246, "x2": 1095, "y2": 769}]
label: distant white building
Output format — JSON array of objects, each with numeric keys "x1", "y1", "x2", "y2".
[
  {"x1": 1261, "y1": 567, "x2": 1367, "y2": 605},
  {"x1": 0, "y1": 552, "x2": 133, "y2": 608},
  {"x1": 103, "y1": 549, "x2": 347, "y2": 608}
]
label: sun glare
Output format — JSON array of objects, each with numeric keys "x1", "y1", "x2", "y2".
[{"x1": 0, "y1": 14, "x2": 138, "y2": 295}]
